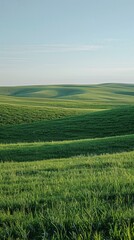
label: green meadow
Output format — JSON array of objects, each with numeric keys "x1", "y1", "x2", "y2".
[{"x1": 0, "y1": 83, "x2": 134, "y2": 239}]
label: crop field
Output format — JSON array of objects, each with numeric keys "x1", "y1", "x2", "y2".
[{"x1": 0, "y1": 83, "x2": 134, "y2": 239}]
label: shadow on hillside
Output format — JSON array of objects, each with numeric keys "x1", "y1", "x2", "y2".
[{"x1": 0, "y1": 134, "x2": 134, "y2": 162}]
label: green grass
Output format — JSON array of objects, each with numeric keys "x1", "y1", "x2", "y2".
[
  {"x1": 0, "y1": 83, "x2": 134, "y2": 239},
  {"x1": 0, "y1": 105, "x2": 134, "y2": 143},
  {"x1": 0, "y1": 151, "x2": 133, "y2": 239},
  {"x1": 0, "y1": 134, "x2": 134, "y2": 162},
  {"x1": 0, "y1": 104, "x2": 92, "y2": 126},
  {"x1": 0, "y1": 84, "x2": 134, "y2": 104},
  {"x1": 0, "y1": 95, "x2": 111, "y2": 110}
]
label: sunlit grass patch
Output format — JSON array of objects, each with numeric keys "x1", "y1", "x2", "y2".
[{"x1": 0, "y1": 151, "x2": 133, "y2": 239}]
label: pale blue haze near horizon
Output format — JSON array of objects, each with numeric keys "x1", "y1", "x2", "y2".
[{"x1": 0, "y1": 0, "x2": 134, "y2": 86}]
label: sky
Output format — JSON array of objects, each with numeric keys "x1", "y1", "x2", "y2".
[{"x1": 0, "y1": 0, "x2": 134, "y2": 86}]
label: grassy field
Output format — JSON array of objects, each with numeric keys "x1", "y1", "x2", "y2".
[
  {"x1": 0, "y1": 83, "x2": 134, "y2": 239},
  {"x1": 0, "y1": 151, "x2": 134, "y2": 240}
]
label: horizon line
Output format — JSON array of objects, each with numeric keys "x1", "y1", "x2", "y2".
[{"x1": 0, "y1": 82, "x2": 134, "y2": 88}]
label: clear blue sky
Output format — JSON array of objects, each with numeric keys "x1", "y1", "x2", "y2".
[{"x1": 0, "y1": 0, "x2": 134, "y2": 86}]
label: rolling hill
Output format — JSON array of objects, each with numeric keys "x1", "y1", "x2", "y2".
[
  {"x1": 0, "y1": 105, "x2": 134, "y2": 143},
  {"x1": 0, "y1": 83, "x2": 134, "y2": 239},
  {"x1": 0, "y1": 83, "x2": 134, "y2": 103}
]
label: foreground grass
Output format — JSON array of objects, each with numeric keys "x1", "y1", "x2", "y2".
[
  {"x1": 0, "y1": 151, "x2": 133, "y2": 239},
  {"x1": 0, "y1": 134, "x2": 134, "y2": 162}
]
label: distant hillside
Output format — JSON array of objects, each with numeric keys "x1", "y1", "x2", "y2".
[{"x1": 0, "y1": 83, "x2": 134, "y2": 103}]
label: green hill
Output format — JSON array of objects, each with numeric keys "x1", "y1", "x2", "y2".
[
  {"x1": 0, "y1": 83, "x2": 134, "y2": 239},
  {"x1": 0, "y1": 104, "x2": 92, "y2": 126},
  {"x1": 0, "y1": 83, "x2": 134, "y2": 104},
  {"x1": 0, "y1": 105, "x2": 134, "y2": 143},
  {"x1": 0, "y1": 134, "x2": 134, "y2": 162}
]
